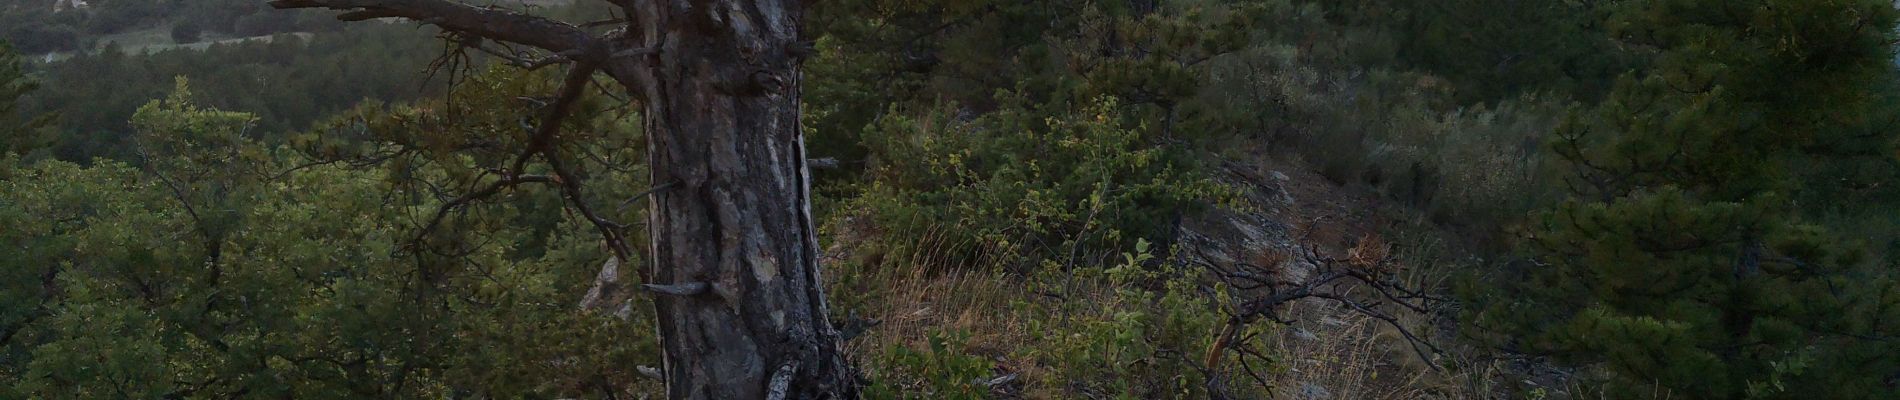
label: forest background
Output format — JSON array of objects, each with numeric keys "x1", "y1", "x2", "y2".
[{"x1": 3, "y1": 0, "x2": 1899, "y2": 398}]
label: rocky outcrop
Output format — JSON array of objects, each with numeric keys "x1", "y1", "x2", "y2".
[
  {"x1": 579, "y1": 257, "x2": 636, "y2": 319},
  {"x1": 1176, "y1": 161, "x2": 1312, "y2": 282}
]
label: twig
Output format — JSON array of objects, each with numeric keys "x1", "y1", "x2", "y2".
[
  {"x1": 617, "y1": 180, "x2": 681, "y2": 211},
  {"x1": 409, "y1": 174, "x2": 556, "y2": 250},
  {"x1": 510, "y1": 62, "x2": 600, "y2": 176}
]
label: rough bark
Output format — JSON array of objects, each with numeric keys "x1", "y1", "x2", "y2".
[
  {"x1": 270, "y1": 1, "x2": 853, "y2": 398},
  {"x1": 609, "y1": 3, "x2": 853, "y2": 398}
]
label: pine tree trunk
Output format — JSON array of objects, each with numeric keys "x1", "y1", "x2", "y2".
[
  {"x1": 613, "y1": 1, "x2": 855, "y2": 398},
  {"x1": 267, "y1": 0, "x2": 854, "y2": 397}
]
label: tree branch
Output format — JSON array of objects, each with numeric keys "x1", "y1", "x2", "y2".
[
  {"x1": 1188, "y1": 237, "x2": 1448, "y2": 373},
  {"x1": 449, "y1": 34, "x2": 572, "y2": 70},
  {"x1": 269, "y1": 0, "x2": 598, "y2": 57},
  {"x1": 545, "y1": 148, "x2": 635, "y2": 263},
  {"x1": 410, "y1": 174, "x2": 557, "y2": 250},
  {"x1": 510, "y1": 62, "x2": 600, "y2": 175}
]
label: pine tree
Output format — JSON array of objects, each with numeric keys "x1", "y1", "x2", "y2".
[
  {"x1": 1478, "y1": 0, "x2": 1900, "y2": 398},
  {"x1": 3, "y1": 73, "x2": 655, "y2": 399},
  {"x1": 0, "y1": 42, "x2": 51, "y2": 157}
]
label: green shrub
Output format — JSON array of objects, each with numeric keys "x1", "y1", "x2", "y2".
[
  {"x1": 864, "y1": 329, "x2": 996, "y2": 400},
  {"x1": 1013, "y1": 239, "x2": 1269, "y2": 399},
  {"x1": 1372, "y1": 97, "x2": 1566, "y2": 229},
  {"x1": 846, "y1": 95, "x2": 1229, "y2": 272},
  {"x1": 3, "y1": 74, "x2": 657, "y2": 399}
]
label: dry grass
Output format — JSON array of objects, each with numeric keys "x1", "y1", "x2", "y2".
[
  {"x1": 841, "y1": 266, "x2": 1029, "y2": 360},
  {"x1": 833, "y1": 241, "x2": 1511, "y2": 399},
  {"x1": 1265, "y1": 299, "x2": 1446, "y2": 399},
  {"x1": 831, "y1": 222, "x2": 1040, "y2": 394},
  {"x1": 837, "y1": 260, "x2": 1139, "y2": 398},
  {"x1": 836, "y1": 261, "x2": 1518, "y2": 399}
]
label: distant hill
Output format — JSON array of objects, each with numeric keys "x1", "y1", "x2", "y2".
[
  {"x1": 5, "y1": 0, "x2": 591, "y2": 57},
  {"x1": 2, "y1": 0, "x2": 344, "y2": 56}
]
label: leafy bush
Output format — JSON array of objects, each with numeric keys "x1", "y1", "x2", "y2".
[
  {"x1": 1013, "y1": 240, "x2": 1263, "y2": 399},
  {"x1": 843, "y1": 95, "x2": 1229, "y2": 272},
  {"x1": 1205, "y1": 36, "x2": 1568, "y2": 238},
  {"x1": 2, "y1": 76, "x2": 656, "y2": 399},
  {"x1": 1370, "y1": 97, "x2": 1566, "y2": 229},
  {"x1": 864, "y1": 330, "x2": 996, "y2": 400}
]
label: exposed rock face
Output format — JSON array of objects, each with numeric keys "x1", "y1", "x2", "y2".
[
  {"x1": 579, "y1": 257, "x2": 636, "y2": 320},
  {"x1": 1177, "y1": 161, "x2": 1315, "y2": 283}
]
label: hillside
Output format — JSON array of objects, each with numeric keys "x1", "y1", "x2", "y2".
[{"x1": 2, "y1": 0, "x2": 1898, "y2": 399}]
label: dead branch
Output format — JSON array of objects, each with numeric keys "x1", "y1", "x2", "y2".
[{"x1": 1190, "y1": 237, "x2": 1450, "y2": 378}]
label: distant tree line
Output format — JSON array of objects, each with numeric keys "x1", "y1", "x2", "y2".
[
  {"x1": 1, "y1": 0, "x2": 346, "y2": 54},
  {"x1": 14, "y1": 22, "x2": 445, "y2": 162}
]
